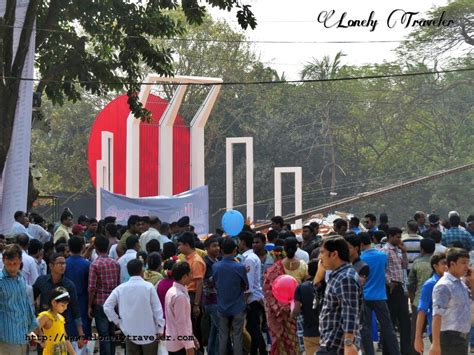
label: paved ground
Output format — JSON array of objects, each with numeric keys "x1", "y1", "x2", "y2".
[{"x1": 30, "y1": 337, "x2": 434, "y2": 354}]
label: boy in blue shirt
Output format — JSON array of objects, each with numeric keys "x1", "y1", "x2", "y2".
[{"x1": 414, "y1": 253, "x2": 447, "y2": 353}]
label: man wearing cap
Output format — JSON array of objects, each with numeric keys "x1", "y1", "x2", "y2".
[{"x1": 72, "y1": 223, "x2": 87, "y2": 237}]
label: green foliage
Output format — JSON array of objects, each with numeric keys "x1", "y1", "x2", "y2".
[
  {"x1": 31, "y1": 96, "x2": 98, "y2": 195},
  {"x1": 399, "y1": 0, "x2": 473, "y2": 60},
  {"x1": 30, "y1": 6, "x2": 474, "y2": 227},
  {"x1": 33, "y1": 0, "x2": 256, "y2": 119}
]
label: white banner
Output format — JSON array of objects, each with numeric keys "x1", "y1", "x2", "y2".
[
  {"x1": 0, "y1": 0, "x2": 35, "y2": 233},
  {"x1": 101, "y1": 186, "x2": 209, "y2": 236}
]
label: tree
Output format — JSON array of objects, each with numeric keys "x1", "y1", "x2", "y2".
[
  {"x1": 399, "y1": 0, "x2": 473, "y2": 60},
  {"x1": 0, "y1": 0, "x2": 257, "y2": 180},
  {"x1": 300, "y1": 51, "x2": 348, "y2": 197}
]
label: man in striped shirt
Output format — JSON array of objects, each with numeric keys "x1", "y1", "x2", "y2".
[
  {"x1": 0, "y1": 244, "x2": 38, "y2": 353},
  {"x1": 402, "y1": 220, "x2": 423, "y2": 271},
  {"x1": 383, "y1": 227, "x2": 411, "y2": 355}
]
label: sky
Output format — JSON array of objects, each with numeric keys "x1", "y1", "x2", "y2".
[{"x1": 209, "y1": 0, "x2": 451, "y2": 80}]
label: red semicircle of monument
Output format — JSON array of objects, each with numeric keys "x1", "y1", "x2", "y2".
[{"x1": 87, "y1": 94, "x2": 190, "y2": 197}]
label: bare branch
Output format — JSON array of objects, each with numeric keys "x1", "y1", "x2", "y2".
[{"x1": 460, "y1": 22, "x2": 474, "y2": 46}]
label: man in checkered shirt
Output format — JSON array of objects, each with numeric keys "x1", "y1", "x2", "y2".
[
  {"x1": 88, "y1": 235, "x2": 121, "y2": 355},
  {"x1": 441, "y1": 214, "x2": 472, "y2": 252},
  {"x1": 317, "y1": 236, "x2": 362, "y2": 355}
]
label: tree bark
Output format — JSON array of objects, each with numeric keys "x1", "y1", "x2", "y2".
[
  {"x1": 0, "y1": 0, "x2": 39, "y2": 178},
  {"x1": 27, "y1": 168, "x2": 39, "y2": 210}
]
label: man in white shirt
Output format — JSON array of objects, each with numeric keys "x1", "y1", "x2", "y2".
[
  {"x1": 295, "y1": 246, "x2": 310, "y2": 263},
  {"x1": 27, "y1": 213, "x2": 51, "y2": 243},
  {"x1": 104, "y1": 258, "x2": 164, "y2": 355},
  {"x1": 28, "y1": 239, "x2": 47, "y2": 276},
  {"x1": 11, "y1": 211, "x2": 33, "y2": 239},
  {"x1": 16, "y1": 234, "x2": 38, "y2": 286},
  {"x1": 139, "y1": 216, "x2": 162, "y2": 251},
  {"x1": 430, "y1": 230, "x2": 447, "y2": 255},
  {"x1": 118, "y1": 236, "x2": 140, "y2": 283},
  {"x1": 237, "y1": 232, "x2": 266, "y2": 354}
]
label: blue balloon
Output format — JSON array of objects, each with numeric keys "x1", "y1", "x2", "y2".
[{"x1": 221, "y1": 210, "x2": 245, "y2": 236}]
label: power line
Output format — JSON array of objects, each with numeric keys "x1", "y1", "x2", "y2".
[
  {"x1": 2, "y1": 67, "x2": 473, "y2": 86},
  {"x1": 0, "y1": 24, "x2": 413, "y2": 44}
]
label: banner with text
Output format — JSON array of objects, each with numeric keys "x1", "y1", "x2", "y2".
[{"x1": 101, "y1": 186, "x2": 209, "y2": 236}]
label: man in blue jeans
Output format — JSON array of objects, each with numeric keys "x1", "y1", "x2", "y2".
[
  {"x1": 213, "y1": 238, "x2": 249, "y2": 355},
  {"x1": 88, "y1": 236, "x2": 121, "y2": 355},
  {"x1": 360, "y1": 232, "x2": 400, "y2": 355},
  {"x1": 203, "y1": 236, "x2": 220, "y2": 355}
]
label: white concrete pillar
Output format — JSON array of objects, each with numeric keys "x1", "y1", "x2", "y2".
[
  {"x1": 190, "y1": 83, "x2": 222, "y2": 188},
  {"x1": 226, "y1": 137, "x2": 254, "y2": 222},
  {"x1": 274, "y1": 167, "x2": 303, "y2": 229},
  {"x1": 158, "y1": 84, "x2": 188, "y2": 196},
  {"x1": 96, "y1": 131, "x2": 114, "y2": 219}
]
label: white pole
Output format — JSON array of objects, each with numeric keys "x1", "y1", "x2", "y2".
[
  {"x1": 190, "y1": 84, "x2": 222, "y2": 188},
  {"x1": 158, "y1": 84, "x2": 188, "y2": 196},
  {"x1": 226, "y1": 139, "x2": 234, "y2": 211}
]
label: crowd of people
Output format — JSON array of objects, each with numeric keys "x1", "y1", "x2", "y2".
[{"x1": 1, "y1": 208, "x2": 474, "y2": 355}]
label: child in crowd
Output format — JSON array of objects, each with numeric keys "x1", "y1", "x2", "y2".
[{"x1": 35, "y1": 286, "x2": 75, "y2": 355}]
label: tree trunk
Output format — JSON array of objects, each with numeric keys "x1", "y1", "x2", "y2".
[
  {"x1": 0, "y1": 91, "x2": 16, "y2": 180},
  {"x1": 0, "y1": 0, "x2": 40, "y2": 178},
  {"x1": 27, "y1": 168, "x2": 39, "y2": 211}
]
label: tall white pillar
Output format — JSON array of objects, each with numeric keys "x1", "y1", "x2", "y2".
[
  {"x1": 158, "y1": 84, "x2": 188, "y2": 196},
  {"x1": 190, "y1": 83, "x2": 222, "y2": 188},
  {"x1": 125, "y1": 83, "x2": 150, "y2": 197},
  {"x1": 226, "y1": 137, "x2": 254, "y2": 222},
  {"x1": 274, "y1": 167, "x2": 303, "y2": 229},
  {"x1": 96, "y1": 131, "x2": 114, "y2": 219}
]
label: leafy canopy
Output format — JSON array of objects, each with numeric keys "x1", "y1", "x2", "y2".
[{"x1": 33, "y1": 0, "x2": 256, "y2": 119}]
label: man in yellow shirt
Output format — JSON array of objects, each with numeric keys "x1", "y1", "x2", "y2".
[
  {"x1": 53, "y1": 211, "x2": 73, "y2": 244},
  {"x1": 178, "y1": 232, "x2": 206, "y2": 353}
]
